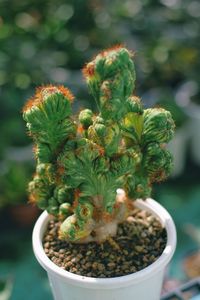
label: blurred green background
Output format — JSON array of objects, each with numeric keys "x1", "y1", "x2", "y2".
[{"x1": 0, "y1": 0, "x2": 200, "y2": 299}]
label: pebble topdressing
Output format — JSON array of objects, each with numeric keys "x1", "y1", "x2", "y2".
[{"x1": 43, "y1": 208, "x2": 167, "y2": 278}]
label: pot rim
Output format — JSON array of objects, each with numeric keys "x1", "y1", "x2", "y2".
[{"x1": 32, "y1": 198, "x2": 176, "y2": 289}]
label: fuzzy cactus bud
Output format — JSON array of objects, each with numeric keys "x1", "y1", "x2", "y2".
[
  {"x1": 47, "y1": 197, "x2": 59, "y2": 215},
  {"x1": 88, "y1": 122, "x2": 120, "y2": 156},
  {"x1": 36, "y1": 163, "x2": 55, "y2": 183},
  {"x1": 59, "y1": 215, "x2": 94, "y2": 242},
  {"x1": 75, "y1": 198, "x2": 94, "y2": 222},
  {"x1": 120, "y1": 96, "x2": 144, "y2": 146},
  {"x1": 23, "y1": 85, "x2": 75, "y2": 163},
  {"x1": 83, "y1": 46, "x2": 136, "y2": 121},
  {"x1": 59, "y1": 203, "x2": 72, "y2": 217},
  {"x1": 125, "y1": 96, "x2": 143, "y2": 114},
  {"x1": 79, "y1": 109, "x2": 93, "y2": 129},
  {"x1": 59, "y1": 215, "x2": 78, "y2": 241},
  {"x1": 28, "y1": 175, "x2": 52, "y2": 209},
  {"x1": 53, "y1": 185, "x2": 73, "y2": 204},
  {"x1": 125, "y1": 175, "x2": 152, "y2": 199},
  {"x1": 142, "y1": 108, "x2": 175, "y2": 145},
  {"x1": 33, "y1": 143, "x2": 52, "y2": 163},
  {"x1": 143, "y1": 143, "x2": 173, "y2": 182}
]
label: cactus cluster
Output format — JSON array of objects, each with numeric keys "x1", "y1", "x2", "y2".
[{"x1": 23, "y1": 46, "x2": 175, "y2": 243}]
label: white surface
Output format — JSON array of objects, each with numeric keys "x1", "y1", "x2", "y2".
[{"x1": 32, "y1": 198, "x2": 177, "y2": 300}]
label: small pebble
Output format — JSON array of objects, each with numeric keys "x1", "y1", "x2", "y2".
[{"x1": 135, "y1": 245, "x2": 144, "y2": 252}]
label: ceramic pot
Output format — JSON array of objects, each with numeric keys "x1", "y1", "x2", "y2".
[{"x1": 32, "y1": 198, "x2": 176, "y2": 300}]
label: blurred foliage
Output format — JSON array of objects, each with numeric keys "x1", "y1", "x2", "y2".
[
  {"x1": 110, "y1": 0, "x2": 200, "y2": 92},
  {"x1": 0, "y1": 0, "x2": 121, "y2": 158},
  {"x1": 0, "y1": 161, "x2": 33, "y2": 208},
  {"x1": 156, "y1": 88, "x2": 188, "y2": 128}
]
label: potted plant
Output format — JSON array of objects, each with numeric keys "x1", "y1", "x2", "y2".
[{"x1": 23, "y1": 46, "x2": 176, "y2": 300}]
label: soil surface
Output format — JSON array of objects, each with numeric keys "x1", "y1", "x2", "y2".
[{"x1": 43, "y1": 207, "x2": 167, "y2": 278}]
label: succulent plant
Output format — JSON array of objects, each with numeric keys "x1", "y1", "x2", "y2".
[{"x1": 23, "y1": 46, "x2": 175, "y2": 243}]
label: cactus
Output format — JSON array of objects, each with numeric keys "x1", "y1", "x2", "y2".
[{"x1": 23, "y1": 46, "x2": 175, "y2": 243}]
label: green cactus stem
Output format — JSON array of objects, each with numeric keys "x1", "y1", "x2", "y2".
[{"x1": 23, "y1": 47, "x2": 175, "y2": 243}]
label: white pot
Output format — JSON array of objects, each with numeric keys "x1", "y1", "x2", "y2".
[{"x1": 32, "y1": 199, "x2": 176, "y2": 300}]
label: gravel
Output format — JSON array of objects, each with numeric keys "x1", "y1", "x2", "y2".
[{"x1": 43, "y1": 207, "x2": 167, "y2": 278}]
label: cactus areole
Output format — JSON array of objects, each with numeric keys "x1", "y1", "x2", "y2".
[{"x1": 23, "y1": 46, "x2": 175, "y2": 243}]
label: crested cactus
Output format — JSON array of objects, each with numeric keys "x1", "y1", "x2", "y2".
[{"x1": 23, "y1": 46, "x2": 175, "y2": 243}]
